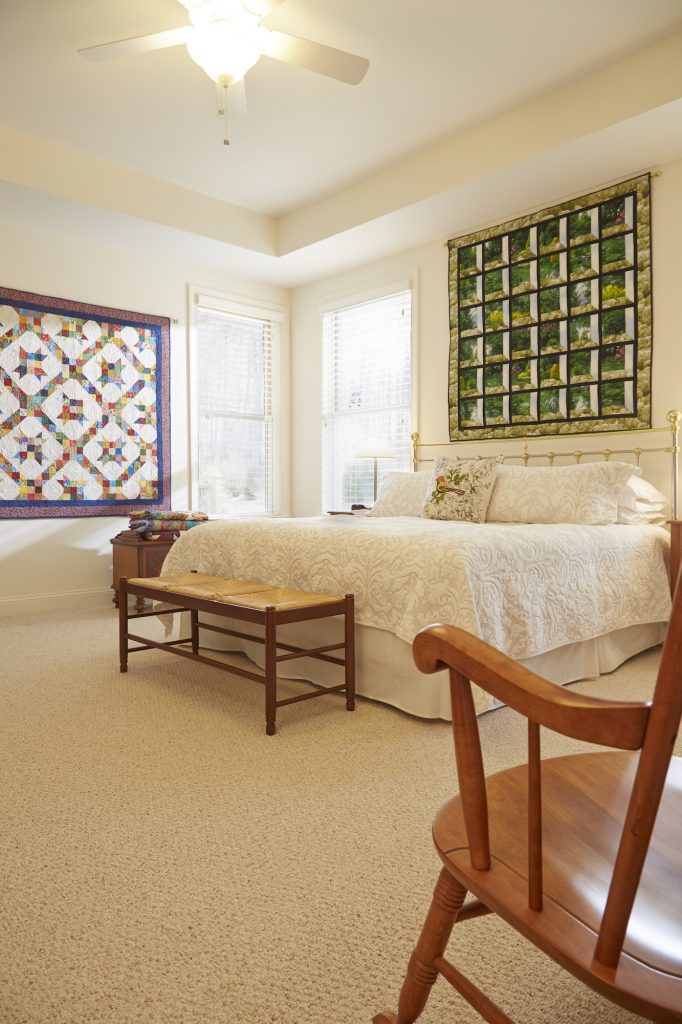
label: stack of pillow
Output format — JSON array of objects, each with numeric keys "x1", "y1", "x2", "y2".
[{"x1": 367, "y1": 458, "x2": 668, "y2": 526}]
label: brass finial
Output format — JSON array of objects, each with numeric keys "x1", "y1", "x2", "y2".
[{"x1": 411, "y1": 431, "x2": 420, "y2": 469}]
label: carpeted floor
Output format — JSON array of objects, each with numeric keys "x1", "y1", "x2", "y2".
[{"x1": 0, "y1": 605, "x2": 673, "y2": 1024}]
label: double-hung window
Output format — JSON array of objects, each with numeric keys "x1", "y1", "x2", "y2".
[
  {"x1": 191, "y1": 291, "x2": 284, "y2": 517},
  {"x1": 322, "y1": 285, "x2": 413, "y2": 510}
]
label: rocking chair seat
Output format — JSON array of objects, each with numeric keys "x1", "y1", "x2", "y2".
[{"x1": 433, "y1": 750, "x2": 682, "y2": 1021}]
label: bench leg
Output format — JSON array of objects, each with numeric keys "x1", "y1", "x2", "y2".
[
  {"x1": 345, "y1": 593, "x2": 356, "y2": 711},
  {"x1": 265, "y1": 606, "x2": 277, "y2": 735},
  {"x1": 119, "y1": 577, "x2": 129, "y2": 673},
  {"x1": 191, "y1": 610, "x2": 199, "y2": 655}
]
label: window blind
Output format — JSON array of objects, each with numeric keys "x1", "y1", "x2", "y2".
[
  {"x1": 322, "y1": 288, "x2": 412, "y2": 511},
  {"x1": 196, "y1": 305, "x2": 278, "y2": 516}
]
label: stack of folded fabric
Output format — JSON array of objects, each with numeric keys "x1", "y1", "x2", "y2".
[{"x1": 128, "y1": 509, "x2": 209, "y2": 541}]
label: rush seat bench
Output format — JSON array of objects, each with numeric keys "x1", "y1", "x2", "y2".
[{"x1": 118, "y1": 571, "x2": 355, "y2": 735}]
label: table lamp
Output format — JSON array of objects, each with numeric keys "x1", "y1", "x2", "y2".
[{"x1": 355, "y1": 437, "x2": 395, "y2": 502}]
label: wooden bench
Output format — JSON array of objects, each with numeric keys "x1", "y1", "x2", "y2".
[{"x1": 118, "y1": 571, "x2": 355, "y2": 735}]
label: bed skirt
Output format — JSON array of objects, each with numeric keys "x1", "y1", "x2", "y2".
[{"x1": 187, "y1": 615, "x2": 666, "y2": 720}]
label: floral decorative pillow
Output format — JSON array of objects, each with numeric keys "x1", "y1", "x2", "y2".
[{"x1": 421, "y1": 457, "x2": 500, "y2": 522}]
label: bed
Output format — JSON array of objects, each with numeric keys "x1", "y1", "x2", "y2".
[
  {"x1": 161, "y1": 515, "x2": 671, "y2": 718},
  {"x1": 161, "y1": 423, "x2": 677, "y2": 718}
]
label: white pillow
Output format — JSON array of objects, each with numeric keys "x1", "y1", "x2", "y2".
[
  {"x1": 486, "y1": 461, "x2": 637, "y2": 525},
  {"x1": 617, "y1": 475, "x2": 668, "y2": 525},
  {"x1": 368, "y1": 470, "x2": 432, "y2": 517},
  {"x1": 421, "y1": 457, "x2": 500, "y2": 522}
]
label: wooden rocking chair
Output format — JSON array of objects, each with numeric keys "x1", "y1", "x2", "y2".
[{"x1": 374, "y1": 580, "x2": 682, "y2": 1023}]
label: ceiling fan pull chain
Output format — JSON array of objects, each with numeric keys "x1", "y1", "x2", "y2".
[{"x1": 215, "y1": 78, "x2": 230, "y2": 147}]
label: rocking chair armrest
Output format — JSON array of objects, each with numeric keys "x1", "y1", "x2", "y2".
[{"x1": 413, "y1": 624, "x2": 650, "y2": 749}]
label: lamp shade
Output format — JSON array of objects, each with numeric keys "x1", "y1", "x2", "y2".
[{"x1": 355, "y1": 437, "x2": 395, "y2": 460}]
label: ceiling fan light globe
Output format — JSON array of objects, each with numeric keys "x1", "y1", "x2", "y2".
[{"x1": 186, "y1": 21, "x2": 262, "y2": 83}]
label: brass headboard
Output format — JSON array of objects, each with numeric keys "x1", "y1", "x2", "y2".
[{"x1": 411, "y1": 409, "x2": 682, "y2": 520}]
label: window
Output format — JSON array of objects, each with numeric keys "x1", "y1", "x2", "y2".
[
  {"x1": 322, "y1": 286, "x2": 413, "y2": 511},
  {"x1": 192, "y1": 292, "x2": 283, "y2": 516}
]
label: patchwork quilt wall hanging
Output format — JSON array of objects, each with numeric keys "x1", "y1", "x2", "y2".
[
  {"x1": 448, "y1": 174, "x2": 651, "y2": 440},
  {"x1": 0, "y1": 287, "x2": 170, "y2": 517}
]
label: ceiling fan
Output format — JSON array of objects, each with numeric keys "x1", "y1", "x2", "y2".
[{"x1": 78, "y1": 0, "x2": 369, "y2": 142}]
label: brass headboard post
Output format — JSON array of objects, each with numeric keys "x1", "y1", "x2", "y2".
[{"x1": 411, "y1": 431, "x2": 420, "y2": 473}]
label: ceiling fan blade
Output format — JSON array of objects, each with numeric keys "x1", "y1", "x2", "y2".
[
  {"x1": 78, "y1": 26, "x2": 192, "y2": 63},
  {"x1": 241, "y1": 0, "x2": 285, "y2": 16},
  {"x1": 261, "y1": 30, "x2": 368, "y2": 85}
]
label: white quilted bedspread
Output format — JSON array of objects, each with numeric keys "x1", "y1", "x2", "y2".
[{"x1": 162, "y1": 516, "x2": 671, "y2": 660}]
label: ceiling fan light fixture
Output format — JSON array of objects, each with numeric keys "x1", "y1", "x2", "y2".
[{"x1": 186, "y1": 21, "x2": 262, "y2": 84}]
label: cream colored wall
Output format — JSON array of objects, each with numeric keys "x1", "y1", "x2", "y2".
[
  {"x1": 290, "y1": 157, "x2": 682, "y2": 515},
  {"x1": 0, "y1": 217, "x2": 288, "y2": 613},
  {"x1": 3, "y1": 157, "x2": 681, "y2": 609}
]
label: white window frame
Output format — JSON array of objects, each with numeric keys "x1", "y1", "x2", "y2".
[
  {"x1": 188, "y1": 285, "x2": 289, "y2": 517},
  {"x1": 320, "y1": 275, "x2": 418, "y2": 512}
]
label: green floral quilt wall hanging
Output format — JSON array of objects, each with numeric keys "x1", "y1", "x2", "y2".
[{"x1": 448, "y1": 174, "x2": 651, "y2": 439}]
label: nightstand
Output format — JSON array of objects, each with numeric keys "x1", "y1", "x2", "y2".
[{"x1": 110, "y1": 532, "x2": 177, "y2": 611}]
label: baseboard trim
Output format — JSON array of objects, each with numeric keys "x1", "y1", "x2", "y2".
[{"x1": 0, "y1": 587, "x2": 114, "y2": 617}]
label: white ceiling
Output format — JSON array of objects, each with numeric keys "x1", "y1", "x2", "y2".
[{"x1": 2, "y1": 0, "x2": 682, "y2": 285}]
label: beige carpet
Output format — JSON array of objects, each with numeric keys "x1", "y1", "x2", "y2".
[{"x1": 0, "y1": 605, "x2": 674, "y2": 1024}]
